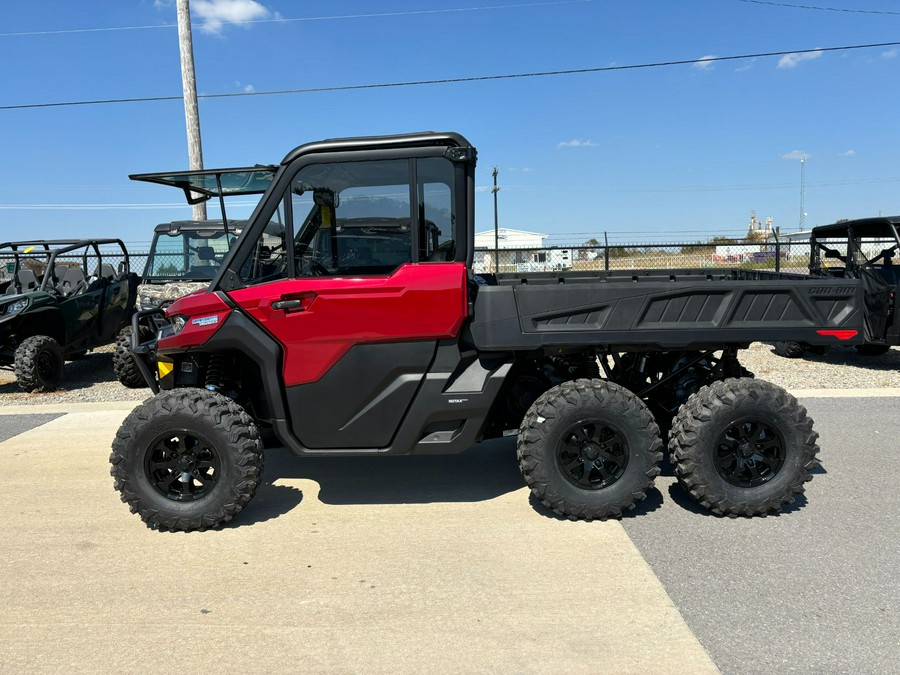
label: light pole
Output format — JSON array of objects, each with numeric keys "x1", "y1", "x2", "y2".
[
  {"x1": 492, "y1": 166, "x2": 500, "y2": 273},
  {"x1": 176, "y1": 0, "x2": 207, "y2": 221},
  {"x1": 799, "y1": 155, "x2": 806, "y2": 232}
]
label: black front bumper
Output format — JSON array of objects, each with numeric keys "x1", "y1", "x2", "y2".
[{"x1": 130, "y1": 307, "x2": 165, "y2": 394}]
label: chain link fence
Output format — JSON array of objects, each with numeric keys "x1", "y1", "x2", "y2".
[
  {"x1": 473, "y1": 240, "x2": 817, "y2": 275},
  {"x1": 0, "y1": 249, "x2": 149, "y2": 283}
]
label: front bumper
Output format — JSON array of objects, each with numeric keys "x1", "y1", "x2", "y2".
[{"x1": 129, "y1": 307, "x2": 168, "y2": 394}]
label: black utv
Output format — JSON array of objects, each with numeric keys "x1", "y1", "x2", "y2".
[
  {"x1": 0, "y1": 240, "x2": 138, "y2": 392},
  {"x1": 774, "y1": 217, "x2": 899, "y2": 359}
]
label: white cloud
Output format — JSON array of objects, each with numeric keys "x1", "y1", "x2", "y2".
[
  {"x1": 557, "y1": 139, "x2": 598, "y2": 149},
  {"x1": 781, "y1": 150, "x2": 809, "y2": 160},
  {"x1": 777, "y1": 49, "x2": 823, "y2": 69},
  {"x1": 693, "y1": 55, "x2": 717, "y2": 71},
  {"x1": 839, "y1": 149, "x2": 856, "y2": 157},
  {"x1": 882, "y1": 49, "x2": 898, "y2": 59},
  {"x1": 192, "y1": 0, "x2": 270, "y2": 34},
  {"x1": 508, "y1": 167, "x2": 535, "y2": 173}
]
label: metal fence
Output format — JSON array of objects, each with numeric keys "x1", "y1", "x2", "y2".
[
  {"x1": 0, "y1": 250, "x2": 150, "y2": 282},
  {"x1": 473, "y1": 240, "x2": 816, "y2": 275}
]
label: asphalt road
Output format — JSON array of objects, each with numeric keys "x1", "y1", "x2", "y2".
[
  {"x1": 623, "y1": 397, "x2": 900, "y2": 674},
  {"x1": 0, "y1": 413, "x2": 63, "y2": 443}
]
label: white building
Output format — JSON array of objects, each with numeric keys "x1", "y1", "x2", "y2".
[
  {"x1": 473, "y1": 228, "x2": 546, "y2": 250},
  {"x1": 473, "y1": 228, "x2": 550, "y2": 273}
]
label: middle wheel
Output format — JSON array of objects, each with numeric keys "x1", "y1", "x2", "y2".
[{"x1": 517, "y1": 379, "x2": 663, "y2": 520}]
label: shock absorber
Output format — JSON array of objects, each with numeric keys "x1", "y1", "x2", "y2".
[
  {"x1": 205, "y1": 354, "x2": 225, "y2": 392},
  {"x1": 721, "y1": 347, "x2": 743, "y2": 379}
]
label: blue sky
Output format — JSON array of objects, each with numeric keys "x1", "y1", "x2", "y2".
[{"x1": 1, "y1": 0, "x2": 898, "y2": 246}]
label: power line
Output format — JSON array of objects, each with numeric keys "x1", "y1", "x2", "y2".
[
  {"x1": 736, "y1": 0, "x2": 900, "y2": 15},
  {"x1": 0, "y1": 1, "x2": 592, "y2": 38},
  {"x1": 3, "y1": 39, "x2": 898, "y2": 112}
]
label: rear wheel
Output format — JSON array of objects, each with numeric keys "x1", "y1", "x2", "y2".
[
  {"x1": 113, "y1": 325, "x2": 152, "y2": 388},
  {"x1": 110, "y1": 389, "x2": 263, "y2": 531},
  {"x1": 856, "y1": 344, "x2": 890, "y2": 357},
  {"x1": 773, "y1": 341, "x2": 806, "y2": 358},
  {"x1": 517, "y1": 379, "x2": 663, "y2": 520},
  {"x1": 14, "y1": 335, "x2": 64, "y2": 392},
  {"x1": 669, "y1": 378, "x2": 819, "y2": 517}
]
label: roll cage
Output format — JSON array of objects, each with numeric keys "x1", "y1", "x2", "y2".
[
  {"x1": 0, "y1": 239, "x2": 130, "y2": 294},
  {"x1": 810, "y1": 217, "x2": 900, "y2": 275}
]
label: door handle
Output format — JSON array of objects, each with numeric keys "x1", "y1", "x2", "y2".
[{"x1": 272, "y1": 299, "x2": 304, "y2": 311}]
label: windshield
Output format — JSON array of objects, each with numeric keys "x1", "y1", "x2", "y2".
[
  {"x1": 131, "y1": 167, "x2": 276, "y2": 199},
  {"x1": 144, "y1": 230, "x2": 238, "y2": 280}
]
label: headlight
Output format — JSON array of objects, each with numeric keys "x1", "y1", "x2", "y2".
[
  {"x1": 171, "y1": 315, "x2": 187, "y2": 334},
  {"x1": 3, "y1": 299, "x2": 28, "y2": 315}
]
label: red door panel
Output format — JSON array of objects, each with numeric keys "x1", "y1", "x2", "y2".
[{"x1": 227, "y1": 263, "x2": 468, "y2": 386}]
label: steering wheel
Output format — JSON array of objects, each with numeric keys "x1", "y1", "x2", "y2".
[{"x1": 299, "y1": 256, "x2": 328, "y2": 276}]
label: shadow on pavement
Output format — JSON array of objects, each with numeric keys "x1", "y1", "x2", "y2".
[{"x1": 251, "y1": 437, "x2": 525, "y2": 510}]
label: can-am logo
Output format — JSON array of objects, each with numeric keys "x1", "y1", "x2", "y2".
[
  {"x1": 808, "y1": 287, "x2": 847, "y2": 296},
  {"x1": 191, "y1": 315, "x2": 219, "y2": 327}
]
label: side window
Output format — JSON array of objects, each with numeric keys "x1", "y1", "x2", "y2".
[
  {"x1": 292, "y1": 159, "x2": 412, "y2": 277},
  {"x1": 239, "y1": 199, "x2": 288, "y2": 284},
  {"x1": 417, "y1": 158, "x2": 456, "y2": 262}
]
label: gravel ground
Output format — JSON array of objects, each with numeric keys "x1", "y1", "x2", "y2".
[
  {"x1": 0, "y1": 342, "x2": 898, "y2": 407},
  {"x1": 0, "y1": 345, "x2": 150, "y2": 406}
]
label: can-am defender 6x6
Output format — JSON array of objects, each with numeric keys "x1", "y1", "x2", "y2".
[{"x1": 112, "y1": 132, "x2": 867, "y2": 531}]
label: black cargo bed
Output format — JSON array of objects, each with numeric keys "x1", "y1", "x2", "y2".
[{"x1": 469, "y1": 268, "x2": 865, "y2": 351}]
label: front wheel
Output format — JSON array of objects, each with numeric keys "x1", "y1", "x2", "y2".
[
  {"x1": 669, "y1": 378, "x2": 819, "y2": 517},
  {"x1": 110, "y1": 389, "x2": 264, "y2": 531},
  {"x1": 517, "y1": 379, "x2": 663, "y2": 520},
  {"x1": 14, "y1": 335, "x2": 64, "y2": 392}
]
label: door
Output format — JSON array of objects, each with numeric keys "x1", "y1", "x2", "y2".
[{"x1": 227, "y1": 156, "x2": 468, "y2": 449}]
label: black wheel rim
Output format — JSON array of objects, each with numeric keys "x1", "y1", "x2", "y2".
[
  {"x1": 145, "y1": 430, "x2": 220, "y2": 502},
  {"x1": 714, "y1": 418, "x2": 785, "y2": 487},
  {"x1": 37, "y1": 350, "x2": 59, "y2": 381},
  {"x1": 557, "y1": 420, "x2": 629, "y2": 490}
]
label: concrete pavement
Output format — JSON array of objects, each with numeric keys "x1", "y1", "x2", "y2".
[{"x1": 0, "y1": 409, "x2": 717, "y2": 674}]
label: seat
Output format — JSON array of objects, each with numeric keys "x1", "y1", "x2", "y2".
[
  {"x1": 5, "y1": 269, "x2": 38, "y2": 295},
  {"x1": 59, "y1": 266, "x2": 87, "y2": 297}
]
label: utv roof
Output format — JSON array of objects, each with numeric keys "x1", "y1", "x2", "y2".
[
  {"x1": 280, "y1": 131, "x2": 474, "y2": 165},
  {"x1": 812, "y1": 217, "x2": 900, "y2": 239},
  {"x1": 129, "y1": 133, "x2": 474, "y2": 205},
  {"x1": 153, "y1": 220, "x2": 248, "y2": 234}
]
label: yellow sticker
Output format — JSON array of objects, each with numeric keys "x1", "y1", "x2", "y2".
[
  {"x1": 321, "y1": 207, "x2": 332, "y2": 229},
  {"x1": 23, "y1": 246, "x2": 34, "y2": 253},
  {"x1": 158, "y1": 361, "x2": 174, "y2": 379}
]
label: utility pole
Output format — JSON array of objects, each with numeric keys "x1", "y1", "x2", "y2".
[
  {"x1": 799, "y1": 155, "x2": 806, "y2": 232},
  {"x1": 492, "y1": 167, "x2": 500, "y2": 273},
  {"x1": 177, "y1": 0, "x2": 207, "y2": 221}
]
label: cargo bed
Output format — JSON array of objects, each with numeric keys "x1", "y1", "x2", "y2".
[{"x1": 469, "y1": 268, "x2": 865, "y2": 351}]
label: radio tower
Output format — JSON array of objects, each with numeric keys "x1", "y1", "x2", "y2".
[{"x1": 799, "y1": 155, "x2": 806, "y2": 231}]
